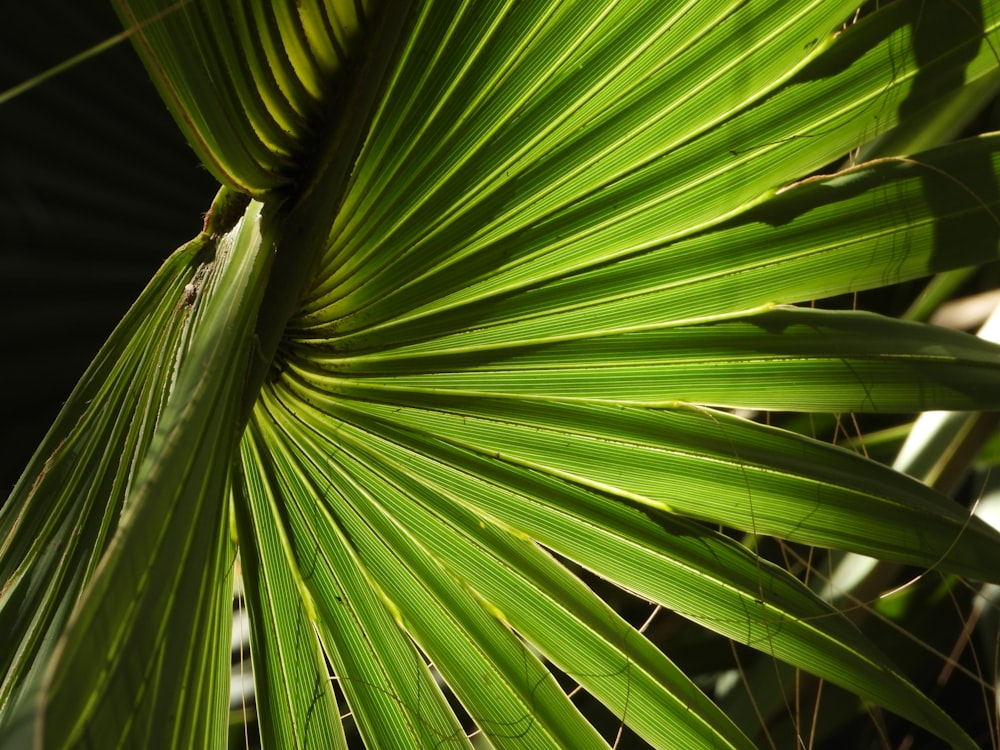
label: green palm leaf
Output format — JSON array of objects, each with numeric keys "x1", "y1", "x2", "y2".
[{"x1": 4, "y1": 1, "x2": 1000, "y2": 748}]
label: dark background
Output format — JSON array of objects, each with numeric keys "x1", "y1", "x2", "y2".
[{"x1": 0, "y1": 1, "x2": 218, "y2": 494}]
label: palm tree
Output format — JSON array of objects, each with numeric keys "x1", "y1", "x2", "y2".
[{"x1": 4, "y1": 1, "x2": 1000, "y2": 747}]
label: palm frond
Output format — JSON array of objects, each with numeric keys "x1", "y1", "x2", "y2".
[{"x1": 4, "y1": 1, "x2": 1000, "y2": 748}]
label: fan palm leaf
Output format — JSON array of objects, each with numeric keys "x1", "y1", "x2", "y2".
[{"x1": 4, "y1": 1, "x2": 1000, "y2": 747}]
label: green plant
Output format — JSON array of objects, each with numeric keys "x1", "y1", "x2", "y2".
[{"x1": 4, "y1": 1, "x2": 1000, "y2": 747}]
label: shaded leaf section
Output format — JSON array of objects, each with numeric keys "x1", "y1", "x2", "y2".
[
  {"x1": 111, "y1": 0, "x2": 391, "y2": 194},
  {"x1": 10, "y1": 203, "x2": 271, "y2": 749},
  {"x1": 0, "y1": 229, "x2": 214, "y2": 729}
]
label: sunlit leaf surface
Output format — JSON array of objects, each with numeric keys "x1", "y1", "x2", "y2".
[{"x1": 4, "y1": 1, "x2": 1000, "y2": 748}]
